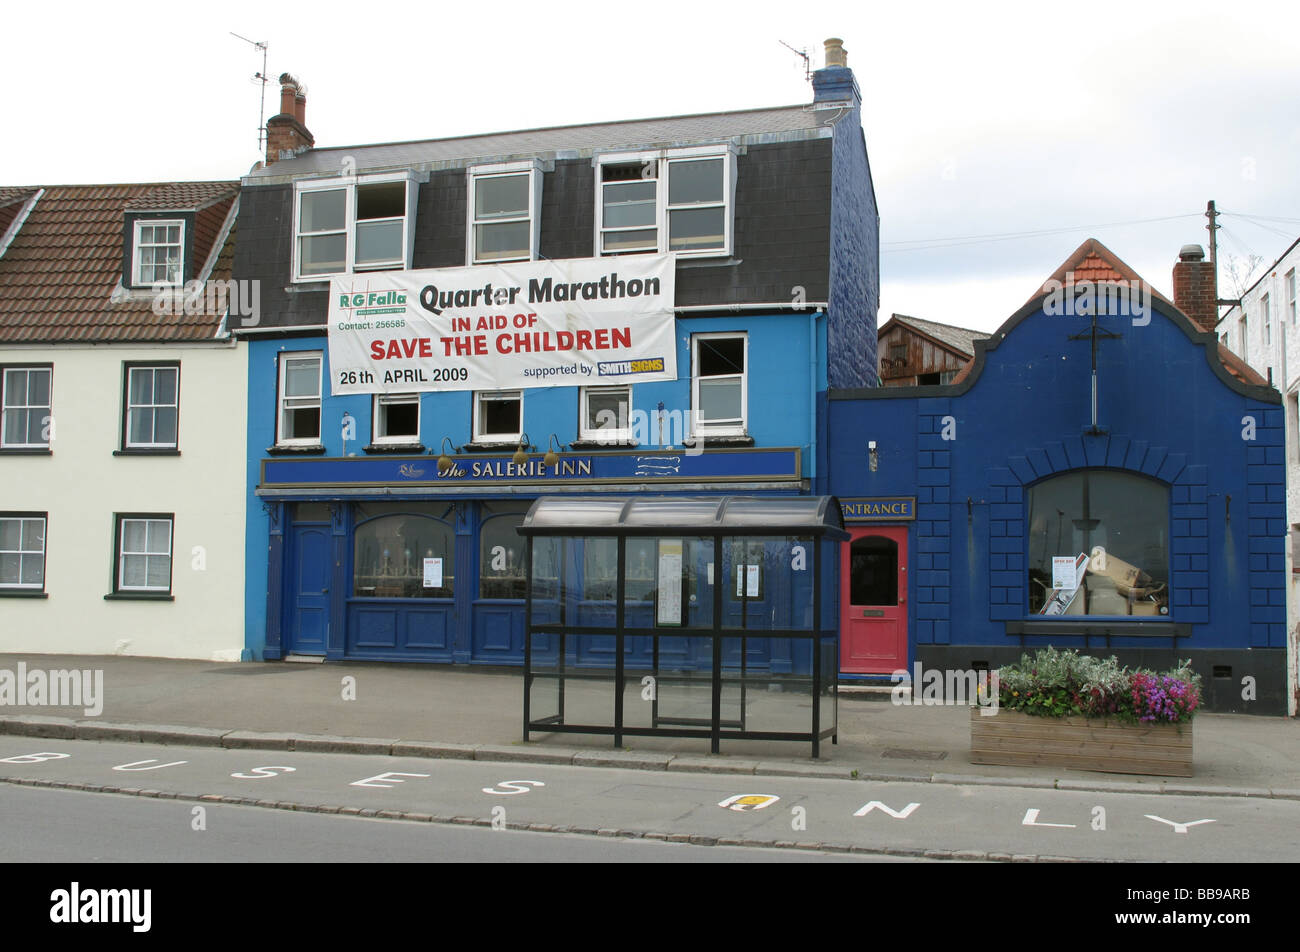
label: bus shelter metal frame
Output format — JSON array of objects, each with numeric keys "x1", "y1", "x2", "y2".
[{"x1": 518, "y1": 495, "x2": 848, "y2": 758}]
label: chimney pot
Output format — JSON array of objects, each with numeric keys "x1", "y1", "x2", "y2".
[
  {"x1": 1172, "y1": 243, "x2": 1217, "y2": 332},
  {"x1": 824, "y1": 37, "x2": 847, "y2": 69},
  {"x1": 294, "y1": 92, "x2": 306, "y2": 125}
]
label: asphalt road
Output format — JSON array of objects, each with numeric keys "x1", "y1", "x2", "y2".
[{"x1": 2, "y1": 737, "x2": 1297, "y2": 862}]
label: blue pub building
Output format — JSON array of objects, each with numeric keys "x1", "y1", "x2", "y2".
[
  {"x1": 827, "y1": 240, "x2": 1289, "y2": 714},
  {"x1": 233, "y1": 40, "x2": 879, "y2": 668}
]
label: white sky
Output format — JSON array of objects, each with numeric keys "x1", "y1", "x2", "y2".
[{"x1": 4, "y1": 0, "x2": 1297, "y2": 331}]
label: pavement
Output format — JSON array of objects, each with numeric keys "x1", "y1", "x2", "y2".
[{"x1": 1, "y1": 653, "x2": 1298, "y2": 800}]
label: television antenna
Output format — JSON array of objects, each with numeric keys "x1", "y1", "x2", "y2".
[
  {"x1": 230, "y1": 32, "x2": 270, "y2": 153},
  {"x1": 778, "y1": 39, "x2": 811, "y2": 83}
]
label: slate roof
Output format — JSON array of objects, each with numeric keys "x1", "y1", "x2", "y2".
[
  {"x1": 883, "y1": 314, "x2": 989, "y2": 357},
  {"x1": 0, "y1": 182, "x2": 238, "y2": 344},
  {"x1": 246, "y1": 103, "x2": 834, "y2": 181}
]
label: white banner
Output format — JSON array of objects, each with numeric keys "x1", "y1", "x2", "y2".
[{"x1": 327, "y1": 255, "x2": 676, "y2": 394}]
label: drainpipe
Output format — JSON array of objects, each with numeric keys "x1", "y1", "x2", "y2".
[{"x1": 809, "y1": 310, "x2": 822, "y2": 490}]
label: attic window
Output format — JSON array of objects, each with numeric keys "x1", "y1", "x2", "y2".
[
  {"x1": 134, "y1": 220, "x2": 184, "y2": 286},
  {"x1": 596, "y1": 147, "x2": 735, "y2": 258},
  {"x1": 293, "y1": 172, "x2": 419, "y2": 281}
]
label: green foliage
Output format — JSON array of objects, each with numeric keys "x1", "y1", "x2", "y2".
[{"x1": 996, "y1": 647, "x2": 1202, "y2": 723}]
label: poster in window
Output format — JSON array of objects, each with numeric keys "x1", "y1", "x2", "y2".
[
  {"x1": 1051, "y1": 556, "x2": 1079, "y2": 590},
  {"x1": 656, "y1": 539, "x2": 683, "y2": 627},
  {"x1": 735, "y1": 564, "x2": 762, "y2": 598},
  {"x1": 422, "y1": 557, "x2": 443, "y2": 588}
]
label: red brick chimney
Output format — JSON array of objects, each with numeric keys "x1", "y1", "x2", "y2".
[
  {"x1": 265, "y1": 73, "x2": 314, "y2": 166},
  {"x1": 1172, "y1": 243, "x2": 1217, "y2": 333}
]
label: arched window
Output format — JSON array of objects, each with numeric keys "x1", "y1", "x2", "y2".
[
  {"x1": 353, "y1": 512, "x2": 453, "y2": 598},
  {"x1": 479, "y1": 502, "x2": 529, "y2": 599},
  {"x1": 1027, "y1": 471, "x2": 1169, "y2": 616}
]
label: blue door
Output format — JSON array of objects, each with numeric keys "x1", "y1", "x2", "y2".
[{"x1": 287, "y1": 523, "x2": 331, "y2": 655}]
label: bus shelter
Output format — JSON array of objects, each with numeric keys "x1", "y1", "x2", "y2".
[{"x1": 518, "y1": 495, "x2": 848, "y2": 757}]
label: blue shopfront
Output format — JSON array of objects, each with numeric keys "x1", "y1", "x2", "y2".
[{"x1": 254, "y1": 447, "x2": 808, "y2": 666}]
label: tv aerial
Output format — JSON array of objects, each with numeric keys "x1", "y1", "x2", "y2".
[{"x1": 230, "y1": 31, "x2": 270, "y2": 153}]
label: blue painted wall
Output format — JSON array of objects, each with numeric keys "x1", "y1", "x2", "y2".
[
  {"x1": 243, "y1": 312, "x2": 828, "y2": 659},
  {"x1": 828, "y1": 296, "x2": 1286, "y2": 659},
  {"x1": 815, "y1": 64, "x2": 880, "y2": 390}
]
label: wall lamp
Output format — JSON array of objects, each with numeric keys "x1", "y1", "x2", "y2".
[
  {"x1": 868, "y1": 440, "x2": 879, "y2": 472},
  {"x1": 512, "y1": 432, "x2": 566, "y2": 467},
  {"x1": 437, "y1": 437, "x2": 458, "y2": 474},
  {"x1": 513, "y1": 432, "x2": 536, "y2": 467}
]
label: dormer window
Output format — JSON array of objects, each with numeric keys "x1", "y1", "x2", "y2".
[
  {"x1": 293, "y1": 172, "x2": 419, "y2": 281},
  {"x1": 134, "y1": 220, "x2": 184, "y2": 286},
  {"x1": 467, "y1": 161, "x2": 543, "y2": 265},
  {"x1": 596, "y1": 146, "x2": 736, "y2": 258}
]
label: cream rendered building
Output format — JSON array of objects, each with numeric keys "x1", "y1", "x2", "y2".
[
  {"x1": 0, "y1": 183, "x2": 247, "y2": 661},
  {"x1": 1216, "y1": 237, "x2": 1300, "y2": 714}
]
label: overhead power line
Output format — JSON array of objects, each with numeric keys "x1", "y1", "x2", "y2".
[{"x1": 882, "y1": 213, "x2": 1202, "y2": 254}]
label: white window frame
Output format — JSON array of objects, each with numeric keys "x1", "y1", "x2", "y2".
[
  {"x1": 690, "y1": 332, "x2": 748, "y2": 439},
  {"x1": 0, "y1": 513, "x2": 46, "y2": 591},
  {"x1": 1287, "y1": 270, "x2": 1296, "y2": 327},
  {"x1": 595, "y1": 145, "x2": 737, "y2": 258},
  {"x1": 466, "y1": 160, "x2": 543, "y2": 265},
  {"x1": 579, "y1": 385, "x2": 633, "y2": 442},
  {"x1": 473, "y1": 390, "x2": 523, "y2": 443},
  {"x1": 1262, "y1": 293, "x2": 1271, "y2": 346},
  {"x1": 124, "y1": 364, "x2": 180, "y2": 450},
  {"x1": 1, "y1": 365, "x2": 52, "y2": 449},
  {"x1": 372, "y1": 392, "x2": 421, "y2": 445},
  {"x1": 115, "y1": 515, "x2": 173, "y2": 594},
  {"x1": 133, "y1": 219, "x2": 185, "y2": 287},
  {"x1": 292, "y1": 171, "x2": 419, "y2": 282},
  {"x1": 277, "y1": 351, "x2": 323, "y2": 446}
]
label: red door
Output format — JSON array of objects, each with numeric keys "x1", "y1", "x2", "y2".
[{"x1": 840, "y1": 526, "x2": 908, "y2": 674}]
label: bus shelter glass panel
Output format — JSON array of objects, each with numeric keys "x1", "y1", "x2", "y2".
[{"x1": 521, "y1": 495, "x2": 845, "y2": 757}]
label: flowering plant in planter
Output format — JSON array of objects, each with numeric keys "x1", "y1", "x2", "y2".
[{"x1": 997, "y1": 647, "x2": 1202, "y2": 725}]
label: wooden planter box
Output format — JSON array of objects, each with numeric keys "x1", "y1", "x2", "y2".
[{"x1": 969, "y1": 707, "x2": 1193, "y2": 777}]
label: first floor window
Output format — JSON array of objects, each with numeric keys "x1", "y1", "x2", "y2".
[
  {"x1": 691, "y1": 333, "x2": 747, "y2": 437},
  {"x1": 124, "y1": 364, "x2": 179, "y2": 449},
  {"x1": 580, "y1": 386, "x2": 632, "y2": 442},
  {"x1": 473, "y1": 390, "x2": 522, "y2": 442},
  {"x1": 278, "y1": 352, "x2": 322, "y2": 444},
  {"x1": 373, "y1": 393, "x2": 420, "y2": 444},
  {"x1": 2, "y1": 365, "x2": 52, "y2": 448},
  {"x1": 0, "y1": 513, "x2": 46, "y2": 590},
  {"x1": 115, "y1": 515, "x2": 173, "y2": 594},
  {"x1": 1027, "y1": 471, "x2": 1169, "y2": 617}
]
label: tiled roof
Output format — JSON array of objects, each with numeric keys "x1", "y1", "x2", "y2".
[
  {"x1": 247, "y1": 103, "x2": 833, "y2": 180},
  {"x1": 0, "y1": 183, "x2": 238, "y2": 344},
  {"x1": 885, "y1": 314, "x2": 989, "y2": 357},
  {"x1": 124, "y1": 181, "x2": 238, "y2": 211}
]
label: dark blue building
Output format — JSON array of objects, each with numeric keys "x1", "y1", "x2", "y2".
[
  {"x1": 233, "y1": 41, "x2": 880, "y2": 667},
  {"x1": 827, "y1": 240, "x2": 1288, "y2": 713}
]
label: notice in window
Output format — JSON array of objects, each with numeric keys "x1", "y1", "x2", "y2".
[
  {"x1": 735, "y1": 564, "x2": 761, "y2": 598},
  {"x1": 1052, "y1": 556, "x2": 1079, "y2": 590},
  {"x1": 422, "y1": 557, "x2": 443, "y2": 589},
  {"x1": 656, "y1": 539, "x2": 683, "y2": 627}
]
